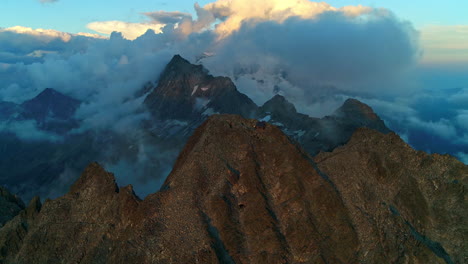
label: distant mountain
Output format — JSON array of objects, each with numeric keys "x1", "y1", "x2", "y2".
[
  {"x1": 0, "y1": 89, "x2": 98, "y2": 200},
  {"x1": 258, "y1": 95, "x2": 390, "y2": 155},
  {"x1": 0, "y1": 115, "x2": 465, "y2": 263},
  {"x1": 20, "y1": 88, "x2": 81, "y2": 122}
]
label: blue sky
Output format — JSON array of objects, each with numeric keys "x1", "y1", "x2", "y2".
[{"x1": 1, "y1": 0, "x2": 467, "y2": 32}]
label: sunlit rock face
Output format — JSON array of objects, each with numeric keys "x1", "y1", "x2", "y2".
[{"x1": 0, "y1": 114, "x2": 466, "y2": 263}]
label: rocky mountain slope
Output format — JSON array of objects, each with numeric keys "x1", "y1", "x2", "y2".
[{"x1": 0, "y1": 114, "x2": 466, "y2": 263}]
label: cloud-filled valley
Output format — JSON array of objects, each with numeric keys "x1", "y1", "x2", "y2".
[{"x1": 1, "y1": 0, "x2": 467, "y2": 199}]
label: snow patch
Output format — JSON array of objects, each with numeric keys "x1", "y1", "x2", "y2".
[
  {"x1": 191, "y1": 85, "x2": 199, "y2": 96},
  {"x1": 260, "y1": 115, "x2": 271, "y2": 122}
]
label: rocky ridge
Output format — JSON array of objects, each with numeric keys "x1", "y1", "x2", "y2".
[{"x1": 0, "y1": 114, "x2": 466, "y2": 263}]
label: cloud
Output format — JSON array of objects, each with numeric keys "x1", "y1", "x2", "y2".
[
  {"x1": 0, "y1": 120, "x2": 61, "y2": 142},
  {"x1": 87, "y1": 21, "x2": 164, "y2": 40},
  {"x1": 143, "y1": 11, "x2": 192, "y2": 24},
  {"x1": 39, "y1": 0, "x2": 58, "y2": 3},
  {"x1": 204, "y1": 0, "x2": 372, "y2": 38},
  {"x1": 200, "y1": 9, "x2": 419, "y2": 107},
  {"x1": 0, "y1": 26, "x2": 103, "y2": 65},
  {"x1": 1, "y1": 26, "x2": 71, "y2": 42}
]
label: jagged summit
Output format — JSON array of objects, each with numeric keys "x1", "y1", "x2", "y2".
[
  {"x1": 332, "y1": 98, "x2": 391, "y2": 134},
  {"x1": 165, "y1": 54, "x2": 205, "y2": 74},
  {"x1": 144, "y1": 55, "x2": 257, "y2": 121},
  {"x1": 69, "y1": 162, "x2": 119, "y2": 196},
  {"x1": 334, "y1": 98, "x2": 379, "y2": 120}
]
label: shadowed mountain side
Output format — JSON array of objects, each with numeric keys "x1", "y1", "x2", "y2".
[
  {"x1": 0, "y1": 186, "x2": 25, "y2": 227},
  {"x1": 1, "y1": 114, "x2": 466, "y2": 263},
  {"x1": 258, "y1": 95, "x2": 391, "y2": 155},
  {"x1": 144, "y1": 55, "x2": 257, "y2": 121}
]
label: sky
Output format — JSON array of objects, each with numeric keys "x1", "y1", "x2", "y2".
[{"x1": 1, "y1": 0, "x2": 468, "y2": 64}]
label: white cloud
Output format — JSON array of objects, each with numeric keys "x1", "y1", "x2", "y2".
[
  {"x1": 1, "y1": 26, "x2": 72, "y2": 42},
  {"x1": 39, "y1": 0, "x2": 58, "y2": 3},
  {"x1": 87, "y1": 21, "x2": 164, "y2": 40}
]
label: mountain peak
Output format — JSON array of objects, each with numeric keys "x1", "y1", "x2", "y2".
[
  {"x1": 21, "y1": 88, "x2": 81, "y2": 121},
  {"x1": 30, "y1": 88, "x2": 75, "y2": 103},
  {"x1": 261, "y1": 94, "x2": 297, "y2": 115},
  {"x1": 334, "y1": 98, "x2": 378, "y2": 120},
  {"x1": 331, "y1": 98, "x2": 391, "y2": 134},
  {"x1": 164, "y1": 54, "x2": 205, "y2": 75},
  {"x1": 169, "y1": 54, "x2": 189, "y2": 65},
  {"x1": 144, "y1": 55, "x2": 256, "y2": 121},
  {"x1": 69, "y1": 162, "x2": 119, "y2": 197}
]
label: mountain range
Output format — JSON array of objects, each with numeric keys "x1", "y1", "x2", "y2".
[{"x1": 0, "y1": 55, "x2": 466, "y2": 263}]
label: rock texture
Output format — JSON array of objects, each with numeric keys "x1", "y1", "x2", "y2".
[
  {"x1": 314, "y1": 128, "x2": 467, "y2": 264},
  {"x1": 0, "y1": 114, "x2": 466, "y2": 263}
]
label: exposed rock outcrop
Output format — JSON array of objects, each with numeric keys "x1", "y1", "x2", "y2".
[{"x1": 1, "y1": 115, "x2": 465, "y2": 263}]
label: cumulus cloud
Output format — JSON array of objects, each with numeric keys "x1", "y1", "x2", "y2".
[
  {"x1": 204, "y1": 0, "x2": 372, "y2": 38},
  {"x1": 198, "y1": 9, "x2": 419, "y2": 109},
  {"x1": 87, "y1": 21, "x2": 165, "y2": 40}
]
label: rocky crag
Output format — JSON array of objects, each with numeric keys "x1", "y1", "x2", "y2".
[{"x1": 1, "y1": 114, "x2": 465, "y2": 263}]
